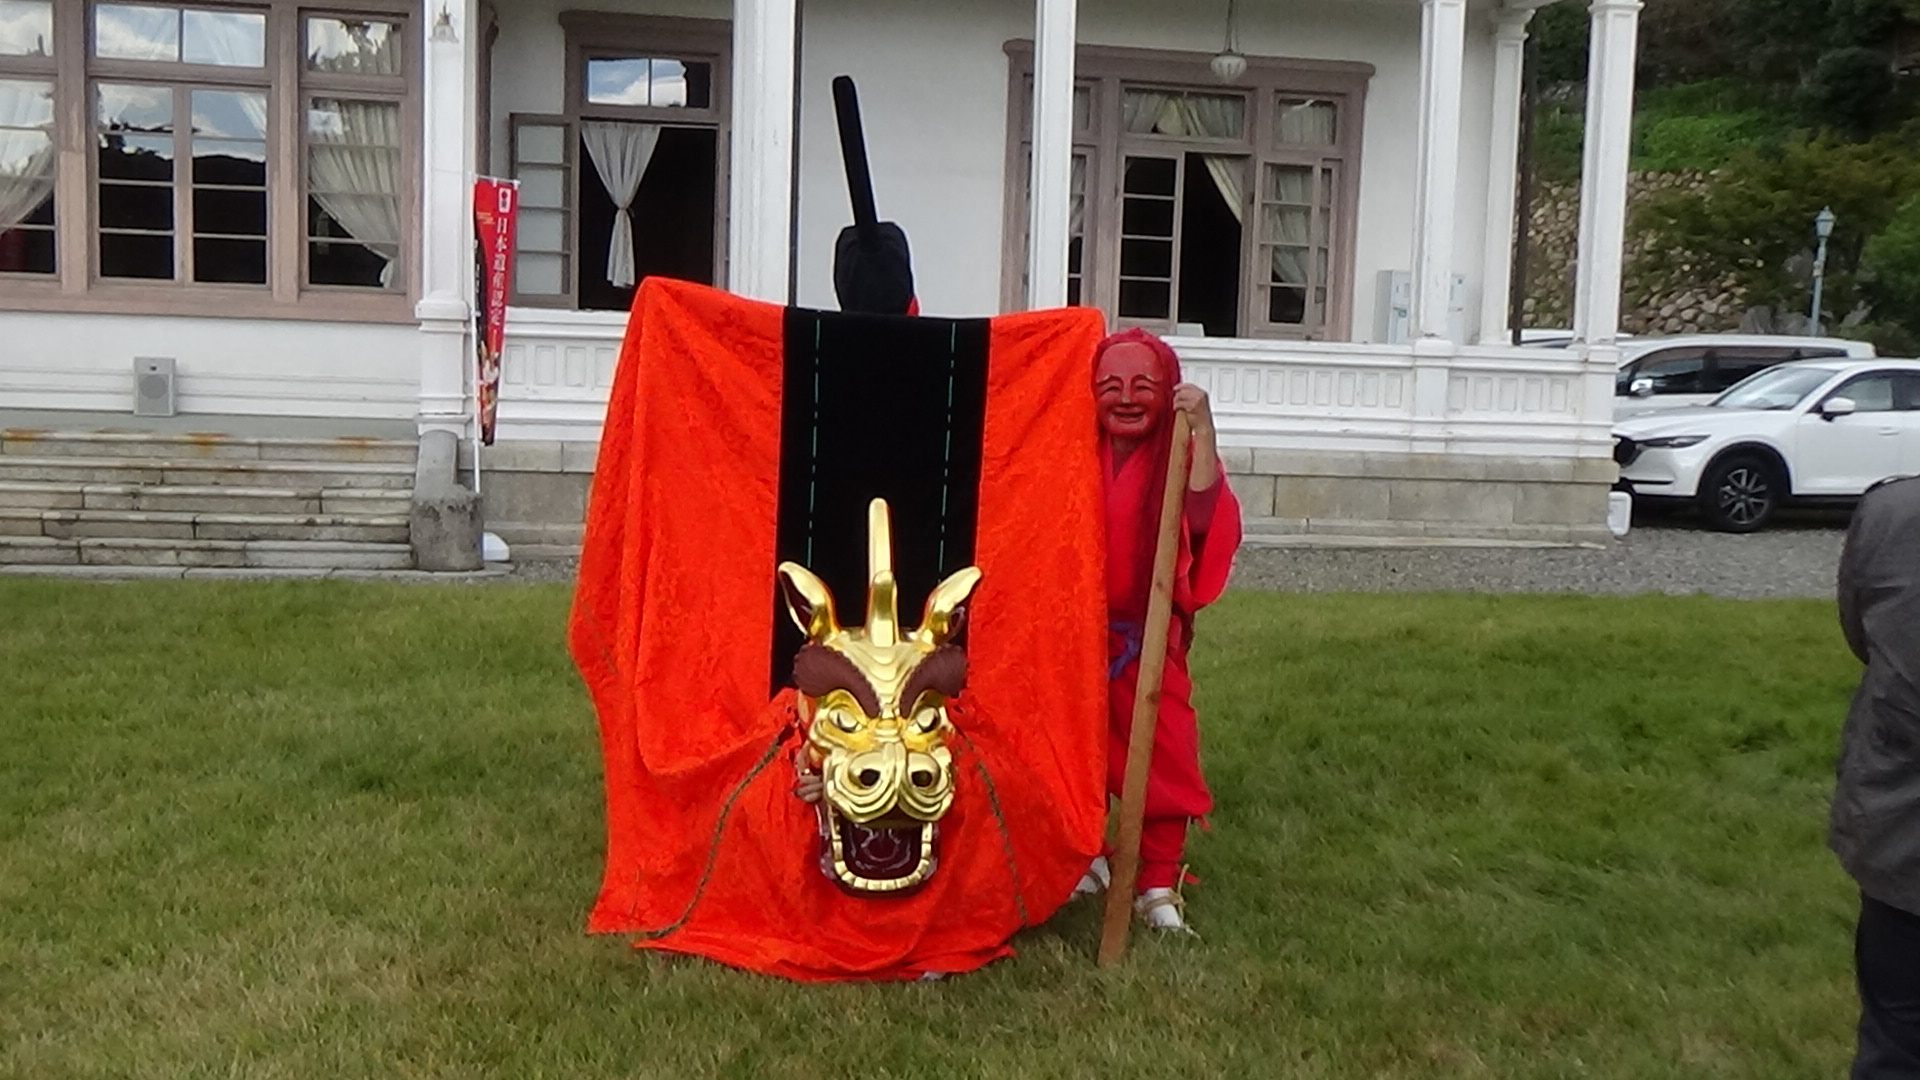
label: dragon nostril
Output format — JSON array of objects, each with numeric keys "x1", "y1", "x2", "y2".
[
  {"x1": 911, "y1": 770, "x2": 934, "y2": 788},
  {"x1": 858, "y1": 768, "x2": 882, "y2": 788}
]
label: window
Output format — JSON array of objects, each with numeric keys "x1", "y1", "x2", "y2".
[
  {"x1": 1, "y1": 1, "x2": 56, "y2": 275},
  {"x1": 1006, "y1": 46, "x2": 1369, "y2": 340},
  {"x1": 0, "y1": 1, "x2": 415, "y2": 315},
  {"x1": 1827, "y1": 373, "x2": 1901, "y2": 413},
  {"x1": 1702, "y1": 347, "x2": 1798, "y2": 394},
  {"x1": 509, "y1": 13, "x2": 728, "y2": 312},
  {"x1": 1625, "y1": 347, "x2": 1709, "y2": 395}
]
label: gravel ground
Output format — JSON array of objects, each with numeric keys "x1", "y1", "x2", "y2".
[{"x1": 509, "y1": 510, "x2": 1850, "y2": 600}]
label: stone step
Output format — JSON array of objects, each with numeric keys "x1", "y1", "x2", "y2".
[
  {"x1": 0, "y1": 535, "x2": 413, "y2": 570},
  {"x1": 0, "y1": 455, "x2": 414, "y2": 490},
  {"x1": 0, "y1": 507, "x2": 409, "y2": 544},
  {"x1": 0, "y1": 481, "x2": 412, "y2": 517},
  {"x1": 0, "y1": 429, "x2": 417, "y2": 465}
]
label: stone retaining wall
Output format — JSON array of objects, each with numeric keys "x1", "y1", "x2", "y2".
[{"x1": 471, "y1": 441, "x2": 1619, "y2": 556}]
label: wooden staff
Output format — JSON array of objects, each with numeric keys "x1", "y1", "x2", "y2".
[{"x1": 1098, "y1": 411, "x2": 1192, "y2": 967}]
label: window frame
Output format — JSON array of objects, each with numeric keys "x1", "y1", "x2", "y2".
[
  {"x1": 506, "y1": 11, "x2": 730, "y2": 311},
  {"x1": 0, "y1": 0, "x2": 61, "y2": 280},
  {"x1": 0, "y1": 0, "x2": 419, "y2": 323},
  {"x1": 1001, "y1": 43, "x2": 1371, "y2": 341}
]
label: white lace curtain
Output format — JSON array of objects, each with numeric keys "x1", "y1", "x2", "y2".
[
  {"x1": 308, "y1": 100, "x2": 403, "y2": 285},
  {"x1": 1121, "y1": 92, "x2": 1246, "y2": 222},
  {"x1": 0, "y1": 80, "x2": 55, "y2": 234},
  {"x1": 1267, "y1": 166, "x2": 1314, "y2": 287},
  {"x1": 581, "y1": 120, "x2": 662, "y2": 289}
]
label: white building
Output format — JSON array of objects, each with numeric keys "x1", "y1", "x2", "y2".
[{"x1": 0, "y1": 0, "x2": 1636, "y2": 572}]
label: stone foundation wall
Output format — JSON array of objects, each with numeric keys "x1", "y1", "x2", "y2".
[
  {"x1": 471, "y1": 440, "x2": 1619, "y2": 557},
  {"x1": 1223, "y1": 447, "x2": 1617, "y2": 544}
]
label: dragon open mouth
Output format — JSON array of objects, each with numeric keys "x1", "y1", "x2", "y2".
[{"x1": 819, "y1": 806, "x2": 937, "y2": 893}]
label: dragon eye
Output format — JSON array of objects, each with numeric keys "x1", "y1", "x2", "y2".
[
  {"x1": 831, "y1": 709, "x2": 862, "y2": 733},
  {"x1": 913, "y1": 707, "x2": 942, "y2": 733}
]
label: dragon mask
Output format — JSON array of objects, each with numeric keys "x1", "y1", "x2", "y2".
[{"x1": 777, "y1": 500, "x2": 982, "y2": 894}]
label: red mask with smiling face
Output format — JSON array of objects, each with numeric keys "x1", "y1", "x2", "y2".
[{"x1": 1093, "y1": 340, "x2": 1173, "y2": 443}]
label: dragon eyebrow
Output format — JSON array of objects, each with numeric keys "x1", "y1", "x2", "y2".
[
  {"x1": 792, "y1": 644, "x2": 882, "y2": 717},
  {"x1": 900, "y1": 645, "x2": 968, "y2": 710}
]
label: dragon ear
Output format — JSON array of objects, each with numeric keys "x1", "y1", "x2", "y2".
[
  {"x1": 917, "y1": 566, "x2": 982, "y2": 646},
  {"x1": 777, "y1": 562, "x2": 840, "y2": 641}
]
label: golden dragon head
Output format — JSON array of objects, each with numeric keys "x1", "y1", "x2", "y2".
[{"x1": 777, "y1": 499, "x2": 982, "y2": 894}]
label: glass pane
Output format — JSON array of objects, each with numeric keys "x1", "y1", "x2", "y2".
[
  {"x1": 0, "y1": 76, "x2": 53, "y2": 127},
  {"x1": 517, "y1": 167, "x2": 564, "y2": 208},
  {"x1": 1269, "y1": 246, "x2": 1310, "y2": 285},
  {"x1": 0, "y1": 224, "x2": 55, "y2": 274},
  {"x1": 1122, "y1": 197, "x2": 1174, "y2": 237},
  {"x1": 1118, "y1": 279, "x2": 1170, "y2": 320},
  {"x1": 1072, "y1": 85, "x2": 1091, "y2": 132},
  {"x1": 307, "y1": 99, "x2": 401, "y2": 288},
  {"x1": 306, "y1": 18, "x2": 402, "y2": 76},
  {"x1": 98, "y1": 83, "x2": 173, "y2": 134},
  {"x1": 516, "y1": 252, "x2": 564, "y2": 295},
  {"x1": 1263, "y1": 206, "x2": 1310, "y2": 245},
  {"x1": 517, "y1": 208, "x2": 564, "y2": 252},
  {"x1": 1123, "y1": 157, "x2": 1175, "y2": 197},
  {"x1": 95, "y1": 4, "x2": 180, "y2": 62},
  {"x1": 98, "y1": 182, "x2": 171, "y2": 230},
  {"x1": 100, "y1": 231, "x2": 173, "y2": 278},
  {"x1": 194, "y1": 187, "x2": 266, "y2": 234},
  {"x1": 1266, "y1": 163, "x2": 1312, "y2": 203},
  {"x1": 587, "y1": 58, "x2": 651, "y2": 106},
  {"x1": 191, "y1": 89, "x2": 266, "y2": 140},
  {"x1": 99, "y1": 135, "x2": 173, "y2": 180},
  {"x1": 1123, "y1": 91, "x2": 1244, "y2": 139},
  {"x1": 516, "y1": 125, "x2": 564, "y2": 165},
  {"x1": 1276, "y1": 97, "x2": 1338, "y2": 145},
  {"x1": 0, "y1": 1, "x2": 52, "y2": 58},
  {"x1": 1121, "y1": 238, "x2": 1172, "y2": 279},
  {"x1": 1268, "y1": 285, "x2": 1306, "y2": 325},
  {"x1": 182, "y1": 9, "x2": 264, "y2": 67},
  {"x1": 98, "y1": 84, "x2": 174, "y2": 181},
  {"x1": 193, "y1": 237, "x2": 264, "y2": 282}
]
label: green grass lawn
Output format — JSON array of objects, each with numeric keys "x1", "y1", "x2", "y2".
[{"x1": 0, "y1": 581, "x2": 1866, "y2": 1078}]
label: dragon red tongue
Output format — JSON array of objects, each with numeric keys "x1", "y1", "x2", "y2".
[{"x1": 837, "y1": 818, "x2": 923, "y2": 881}]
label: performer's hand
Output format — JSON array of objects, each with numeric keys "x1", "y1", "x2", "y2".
[
  {"x1": 793, "y1": 760, "x2": 824, "y2": 804},
  {"x1": 1172, "y1": 383, "x2": 1214, "y2": 439},
  {"x1": 1173, "y1": 383, "x2": 1222, "y2": 490}
]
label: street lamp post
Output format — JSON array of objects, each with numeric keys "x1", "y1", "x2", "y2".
[{"x1": 1810, "y1": 206, "x2": 1836, "y2": 335}]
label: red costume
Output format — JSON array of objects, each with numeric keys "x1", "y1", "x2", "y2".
[
  {"x1": 570, "y1": 280, "x2": 1110, "y2": 981},
  {"x1": 1095, "y1": 330, "x2": 1243, "y2": 892}
]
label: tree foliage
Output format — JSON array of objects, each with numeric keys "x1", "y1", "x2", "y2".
[{"x1": 1638, "y1": 125, "x2": 1920, "y2": 338}]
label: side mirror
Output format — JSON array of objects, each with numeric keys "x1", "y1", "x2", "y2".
[
  {"x1": 1822, "y1": 397, "x2": 1857, "y2": 420},
  {"x1": 1630, "y1": 377, "x2": 1655, "y2": 398}
]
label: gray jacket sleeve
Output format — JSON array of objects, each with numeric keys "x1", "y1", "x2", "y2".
[{"x1": 1840, "y1": 492, "x2": 1876, "y2": 665}]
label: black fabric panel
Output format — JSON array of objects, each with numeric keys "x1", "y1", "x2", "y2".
[{"x1": 772, "y1": 309, "x2": 989, "y2": 694}]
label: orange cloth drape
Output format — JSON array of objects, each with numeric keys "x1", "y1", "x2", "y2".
[{"x1": 569, "y1": 280, "x2": 1110, "y2": 981}]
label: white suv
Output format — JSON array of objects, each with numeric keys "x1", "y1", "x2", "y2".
[
  {"x1": 1613, "y1": 359, "x2": 1920, "y2": 531},
  {"x1": 1614, "y1": 335, "x2": 1875, "y2": 419}
]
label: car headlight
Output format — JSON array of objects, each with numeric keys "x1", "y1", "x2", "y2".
[{"x1": 1638, "y1": 435, "x2": 1708, "y2": 449}]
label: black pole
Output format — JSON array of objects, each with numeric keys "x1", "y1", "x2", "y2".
[
  {"x1": 831, "y1": 76, "x2": 880, "y2": 251},
  {"x1": 786, "y1": 0, "x2": 805, "y2": 305},
  {"x1": 1510, "y1": 31, "x2": 1539, "y2": 346}
]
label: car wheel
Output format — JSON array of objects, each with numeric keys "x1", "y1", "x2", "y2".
[{"x1": 1699, "y1": 454, "x2": 1781, "y2": 533}]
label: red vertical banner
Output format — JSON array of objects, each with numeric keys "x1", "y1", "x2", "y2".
[{"x1": 473, "y1": 177, "x2": 520, "y2": 446}]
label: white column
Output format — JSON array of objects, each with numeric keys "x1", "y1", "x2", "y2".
[
  {"x1": 1477, "y1": 6, "x2": 1533, "y2": 345},
  {"x1": 415, "y1": 0, "x2": 480, "y2": 440},
  {"x1": 1025, "y1": 0, "x2": 1078, "y2": 311},
  {"x1": 1572, "y1": 0, "x2": 1641, "y2": 348},
  {"x1": 728, "y1": 0, "x2": 799, "y2": 303},
  {"x1": 1410, "y1": 0, "x2": 1468, "y2": 344}
]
